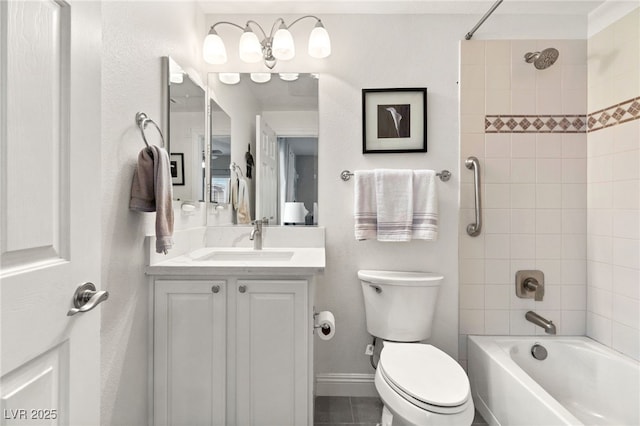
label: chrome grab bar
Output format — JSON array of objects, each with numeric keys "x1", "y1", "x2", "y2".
[{"x1": 465, "y1": 156, "x2": 482, "y2": 237}]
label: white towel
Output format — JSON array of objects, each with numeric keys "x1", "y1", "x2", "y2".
[
  {"x1": 412, "y1": 170, "x2": 438, "y2": 240},
  {"x1": 375, "y1": 169, "x2": 413, "y2": 241},
  {"x1": 235, "y1": 177, "x2": 251, "y2": 224},
  {"x1": 354, "y1": 169, "x2": 439, "y2": 242},
  {"x1": 130, "y1": 145, "x2": 174, "y2": 254},
  {"x1": 354, "y1": 170, "x2": 377, "y2": 240}
]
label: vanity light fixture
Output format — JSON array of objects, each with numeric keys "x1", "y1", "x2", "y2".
[
  {"x1": 218, "y1": 72, "x2": 240, "y2": 85},
  {"x1": 203, "y1": 16, "x2": 331, "y2": 69},
  {"x1": 250, "y1": 72, "x2": 272, "y2": 83}
]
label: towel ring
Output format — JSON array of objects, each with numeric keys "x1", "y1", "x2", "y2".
[{"x1": 135, "y1": 112, "x2": 165, "y2": 148}]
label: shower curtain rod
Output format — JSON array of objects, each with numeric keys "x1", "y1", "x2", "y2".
[{"x1": 464, "y1": 0, "x2": 503, "y2": 40}]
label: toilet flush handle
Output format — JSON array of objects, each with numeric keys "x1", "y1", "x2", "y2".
[{"x1": 369, "y1": 284, "x2": 382, "y2": 294}]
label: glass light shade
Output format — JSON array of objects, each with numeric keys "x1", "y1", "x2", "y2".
[
  {"x1": 250, "y1": 73, "x2": 271, "y2": 83},
  {"x1": 203, "y1": 32, "x2": 228, "y2": 64},
  {"x1": 272, "y1": 27, "x2": 295, "y2": 60},
  {"x1": 239, "y1": 30, "x2": 263, "y2": 63},
  {"x1": 278, "y1": 72, "x2": 299, "y2": 82},
  {"x1": 218, "y1": 73, "x2": 240, "y2": 85},
  {"x1": 308, "y1": 23, "x2": 331, "y2": 58}
]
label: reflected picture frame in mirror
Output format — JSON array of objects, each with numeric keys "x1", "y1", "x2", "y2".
[{"x1": 207, "y1": 72, "x2": 318, "y2": 227}]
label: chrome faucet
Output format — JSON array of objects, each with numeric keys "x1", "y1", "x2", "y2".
[
  {"x1": 525, "y1": 311, "x2": 556, "y2": 335},
  {"x1": 249, "y1": 218, "x2": 268, "y2": 250}
]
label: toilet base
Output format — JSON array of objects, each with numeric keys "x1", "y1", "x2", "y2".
[{"x1": 375, "y1": 368, "x2": 475, "y2": 426}]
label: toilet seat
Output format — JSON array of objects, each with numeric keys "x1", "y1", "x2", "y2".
[{"x1": 378, "y1": 343, "x2": 471, "y2": 415}]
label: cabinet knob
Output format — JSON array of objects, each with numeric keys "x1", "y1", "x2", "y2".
[
  {"x1": 211, "y1": 285, "x2": 220, "y2": 294},
  {"x1": 238, "y1": 285, "x2": 247, "y2": 293}
]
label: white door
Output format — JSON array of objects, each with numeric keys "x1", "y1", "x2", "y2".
[
  {"x1": 1, "y1": 1, "x2": 102, "y2": 425},
  {"x1": 235, "y1": 280, "x2": 308, "y2": 426},
  {"x1": 153, "y1": 280, "x2": 226, "y2": 426},
  {"x1": 255, "y1": 115, "x2": 278, "y2": 224}
]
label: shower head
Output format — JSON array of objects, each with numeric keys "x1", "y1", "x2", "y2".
[{"x1": 524, "y1": 47, "x2": 559, "y2": 70}]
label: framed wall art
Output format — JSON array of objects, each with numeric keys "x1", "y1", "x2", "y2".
[
  {"x1": 362, "y1": 88, "x2": 427, "y2": 153},
  {"x1": 170, "y1": 153, "x2": 185, "y2": 185}
]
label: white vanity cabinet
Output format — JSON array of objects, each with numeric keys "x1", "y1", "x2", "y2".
[
  {"x1": 153, "y1": 280, "x2": 227, "y2": 426},
  {"x1": 152, "y1": 277, "x2": 313, "y2": 426}
]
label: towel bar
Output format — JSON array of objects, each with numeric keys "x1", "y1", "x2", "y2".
[
  {"x1": 136, "y1": 112, "x2": 165, "y2": 148},
  {"x1": 340, "y1": 169, "x2": 451, "y2": 182}
]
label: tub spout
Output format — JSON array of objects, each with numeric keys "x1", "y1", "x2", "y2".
[{"x1": 525, "y1": 311, "x2": 556, "y2": 335}]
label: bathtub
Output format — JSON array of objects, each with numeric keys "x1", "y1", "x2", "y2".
[{"x1": 468, "y1": 336, "x2": 640, "y2": 426}]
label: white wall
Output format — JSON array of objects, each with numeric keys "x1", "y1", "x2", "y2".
[
  {"x1": 101, "y1": 2, "x2": 205, "y2": 425},
  {"x1": 586, "y1": 7, "x2": 640, "y2": 361}
]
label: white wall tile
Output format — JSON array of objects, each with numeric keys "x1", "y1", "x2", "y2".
[
  {"x1": 536, "y1": 184, "x2": 562, "y2": 208},
  {"x1": 562, "y1": 184, "x2": 587, "y2": 209},
  {"x1": 486, "y1": 89, "x2": 511, "y2": 114},
  {"x1": 485, "y1": 133, "x2": 511, "y2": 158},
  {"x1": 561, "y1": 259, "x2": 587, "y2": 285},
  {"x1": 485, "y1": 159, "x2": 511, "y2": 183},
  {"x1": 510, "y1": 234, "x2": 536, "y2": 259},
  {"x1": 511, "y1": 209, "x2": 536, "y2": 234},
  {"x1": 485, "y1": 184, "x2": 511, "y2": 208},
  {"x1": 511, "y1": 159, "x2": 536, "y2": 183},
  {"x1": 562, "y1": 134, "x2": 587, "y2": 158},
  {"x1": 612, "y1": 179, "x2": 640, "y2": 209},
  {"x1": 588, "y1": 286, "x2": 613, "y2": 318},
  {"x1": 562, "y1": 209, "x2": 587, "y2": 234},
  {"x1": 485, "y1": 285, "x2": 510, "y2": 309},
  {"x1": 537, "y1": 159, "x2": 563, "y2": 183},
  {"x1": 460, "y1": 259, "x2": 486, "y2": 285},
  {"x1": 460, "y1": 309, "x2": 485, "y2": 335},
  {"x1": 485, "y1": 310, "x2": 510, "y2": 334},
  {"x1": 536, "y1": 234, "x2": 563, "y2": 259},
  {"x1": 613, "y1": 266, "x2": 640, "y2": 300},
  {"x1": 562, "y1": 285, "x2": 587, "y2": 310},
  {"x1": 562, "y1": 158, "x2": 586, "y2": 183},
  {"x1": 511, "y1": 134, "x2": 536, "y2": 158},
  {"x1": 512, "y1": 184, "x2": 537, "y2": 208},
  {"x1": 485, "y1": 234, "x2": 511, "y2": 259},
  {"x1": 587, "y1": 312, "x2": 612, "y2": 346},
  {"x1": 561, "y1": 310, "x2": 586, "y2": 335},
  {"x1": 536, "y1": 209, "x2": 562, "y2": 234},
  {"x1": 536, "y1": 259, "x2": 562, "y2": 285},
  {"x1": 613, "y1": 294, "x2": 640, "y2": 328},
  {"x1": 612, "y1": 322, "x2": 640, "y2": 360},
  {"x1": 485, "y1": 259, "x2": 511, "y2": 284},
  {"x1": 511, "y1": 89, "x2": 536, "y2": 114},
  {"x1": 587, "y1": 260, "x2": 613, "y2": 291},
  {"x1": 510, "y1": 309, "x2": 536, "y2": 335},
  {"x1": 536, "y1": 134, "x2": 563, "y2": 158},
  {"x1": 460, "y1": 285, "x2": 485, "y2": 309},
  {"x1": 562, "y1": 234, "x2": 587, "y2": 259},
  {"x1": 612, "y1": 209, "x2": 640, "y2": 240},
  {"x1": 612, "y1": 238, "x2": 640, "y2": 269},
  {"x1": 484, "y1": 209, "x2": 510, "y2": 234}
]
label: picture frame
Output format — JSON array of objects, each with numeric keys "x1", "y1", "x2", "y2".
[
  {"x1": 170, "y1": 153, "x2": 185, "y2": 185},
  {"x1": 362, "y1": 88, "x2": 427, "y2": 154}
]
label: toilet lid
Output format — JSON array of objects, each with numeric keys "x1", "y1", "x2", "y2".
[{"x1": 378, "y1": 343, "x2": 470, "y2": 409}]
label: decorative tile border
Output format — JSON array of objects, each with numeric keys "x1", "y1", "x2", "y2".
[
  {"x1": 484, "y1": 97, "x2": 640, "y2": 134},
  {"x1": 587, "y1": 96, "x2": 640, "y2": 132},
  {"x1": 485, "y1": 115, "x2": 587, "y2": 133}
]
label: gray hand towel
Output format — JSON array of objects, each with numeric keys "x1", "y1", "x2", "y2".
[{"x1": 130, "y1": 145, "x2": 174, "y2": 254}]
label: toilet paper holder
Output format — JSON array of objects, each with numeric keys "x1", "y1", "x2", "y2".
[{"x1": 313, "y1": 311, "x2": 330, "y2": 332}]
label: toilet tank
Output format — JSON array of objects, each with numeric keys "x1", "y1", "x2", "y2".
[{"x1": 359, "y1": 270, "x2": 443, "y2": 342}]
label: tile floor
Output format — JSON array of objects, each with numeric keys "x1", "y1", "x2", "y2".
[{"x1": 314, "y1": 396, "x2": 488, "y2": 426}]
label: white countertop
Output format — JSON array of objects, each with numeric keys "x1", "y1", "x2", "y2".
[{"x1": 146, "y1": 246, "x2": 325, "y2": 276}]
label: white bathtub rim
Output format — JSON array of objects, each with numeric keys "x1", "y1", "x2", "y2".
[
  {"x1": 468, "y1": 335, "x2": 640, "y2": 426},
  {"x1": 468, "y1": 335, "x2": 583, "y2": 425}
]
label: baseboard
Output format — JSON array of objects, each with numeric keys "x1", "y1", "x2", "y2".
[{"x1": 315, "y1": 373, "x2": 378, "y2": 397}]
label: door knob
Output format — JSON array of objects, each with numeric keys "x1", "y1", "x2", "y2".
[
  {"x1": 67, "y1": 282, "x2": 109, "y2": 316},
  {"x1": 238, "y1": 285, "x2": 247, "y2": 293}
]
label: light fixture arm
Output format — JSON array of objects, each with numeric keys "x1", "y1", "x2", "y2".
[
  {"x1": 209, "y1": 21, "x2": 245, "y2": 33},
  {"x1": 287, "y1": 15, "x2": 322, "y2": 28}
]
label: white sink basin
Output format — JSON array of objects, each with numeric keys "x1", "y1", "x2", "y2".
[{"x1": 196, "y1": 249, "x2": 294, "y2": 262}]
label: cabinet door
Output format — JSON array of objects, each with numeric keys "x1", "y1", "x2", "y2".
[
  {"x1": 236, "y1": 280, "x2": 309, "y2": 426},
  {"x1": 154, "y1": 280, "x2": 226, "y2": 426}
]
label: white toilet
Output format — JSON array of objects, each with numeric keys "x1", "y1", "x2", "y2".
[{"x1": 359, "y1": 270, "x2": 474, "y2": 426}]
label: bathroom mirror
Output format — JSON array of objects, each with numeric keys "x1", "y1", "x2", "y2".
[
  {"x1": 208, "y1": 73, "x2": 318, "y2": 226},
  {"x1": 162, "y1": 56, "x2": 206, "y2": 202},
  {"x1": 209, "y1": 98, "x2": 231, "y2": 204}
]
